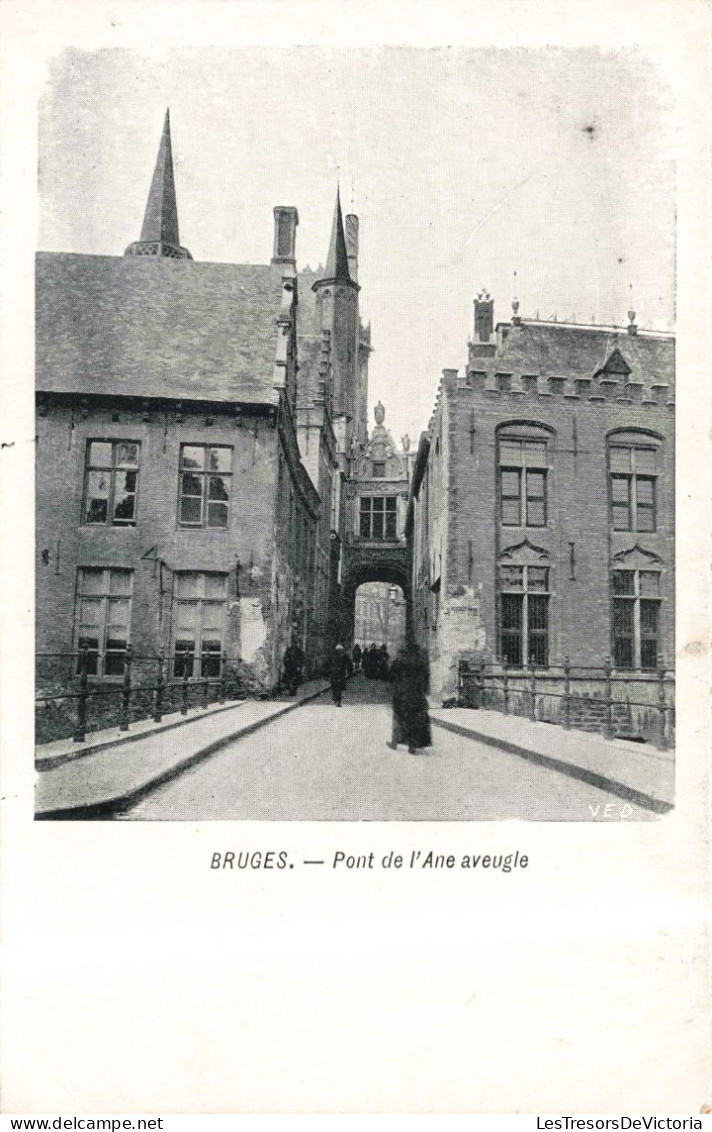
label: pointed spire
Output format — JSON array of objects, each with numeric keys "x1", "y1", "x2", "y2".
[
  {"x1": 141, "y1": 110, "x2": 180, "y2": 245},
  {"x1": 314, "y1": 188, "x2": 355, "y2": 288},
  {"x1": 125, "y1": 110, "x2": 192, "y2": 259}
]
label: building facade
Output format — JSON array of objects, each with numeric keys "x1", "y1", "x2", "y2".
[
  {"x1": 354, "y1": 582, "x2": 407, "y2": 653},
  {"x1": 408, "y1": 292, "x2": 675, "y2": 720},
  {"x1": 339, "y1": 402, "x2": 416, "y2": 644},
  {"x1": 35, "y1": 113, "x2": 372, "y2": 732},
  {"x1": 295, "y1": 193, "x2": 373, "y2": 652}
]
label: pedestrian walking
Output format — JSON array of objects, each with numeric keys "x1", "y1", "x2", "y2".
[
  {"x1": 282, "y1": 639, "x2": 305, "y2": 696},
  {"x1": 330, "y1": 643, "x2": 349, "y2": 707},
  {"x1": 352, "y1": 643, "x2": 362, "y2": 673},
  {"x1": 386, "y1": 641, "x2": 432, "y2": 754}
]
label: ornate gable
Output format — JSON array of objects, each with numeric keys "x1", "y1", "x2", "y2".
[{"x1": 355, "y1": 401, "x2": 405, "y2": 479}]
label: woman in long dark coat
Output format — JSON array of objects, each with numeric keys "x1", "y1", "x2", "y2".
[
  {"x1": 387, "y1": 642, "x2": 432, "y2": 754},
  {"x1": 329, "y1": 644, "x2": 349, "y2": 707}
]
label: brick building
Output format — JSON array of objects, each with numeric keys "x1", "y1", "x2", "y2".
[
  {"x1": 408, "y1": 292, "x2": 675, "y2": 724},
  {"x1": 35, "y1": 113, "x2": 369, "y2": 726}
]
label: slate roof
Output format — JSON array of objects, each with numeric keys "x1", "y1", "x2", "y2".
[
  {"x1": 484, "y1": 321, "x2": 675, "y2": 390},
  {"x1": 36, "y1": 252, "x2": 285, "y2": 404}
]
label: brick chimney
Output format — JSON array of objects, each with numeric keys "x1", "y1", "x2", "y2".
[
  {"x1": 474, "y1": 289, "x2": 494, "y2": 342},
  {"x1": 345, "y1": 214, "x2": 359, "y2": 282},
  {"x1": 272, "y1": 206, "x2": 299, "y2": 264}
]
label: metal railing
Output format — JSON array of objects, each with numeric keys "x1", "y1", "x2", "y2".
[
  {"x1": 36, "y1": 646, "x2": 239, "y2": 743},
  {"x1": 457, "y1": 655, "x2": 674, "y2": 750}
]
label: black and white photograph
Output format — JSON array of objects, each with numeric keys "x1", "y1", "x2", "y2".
[{"x1": 33, "y1": 41, "x2": 676, "y2": 821}]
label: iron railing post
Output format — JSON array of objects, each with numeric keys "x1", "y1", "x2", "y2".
[
  {"x1": 502, "y1": 658, "x2": 509, "y2": 715},
  {"x1": 202, "y1": 672, "x2": 210, "y2": 709},
  {"x1": 119, "y1": 643, "x2": 133, "y2": 731},
  {"x1": 477, "y1": 660, "x2": 485, "y2": 709},
  {"x1": 181, "y1": 667, "x2": 189, "y2": 715},
  {"x1": 220, "y1": 651, "x2": 228, "y2": 703},
  {"x1": 73, "y1": 646, "x2": 88, "y2": 743},
  {"x1": 563, "y1": 655, "x2": 571, "y2": 730},
  {"x1": 656, "y1": 655, "x2": 668, "y2": 751},
  {"x1": 153, "y1": 646, "x2": 165, "y2": 723},
  {"x1": 602, "y1": 655, "x2": 614, "y2": 740},
  {"x1": 528, "y1": 659, "x2": 536, "y2": 721}
]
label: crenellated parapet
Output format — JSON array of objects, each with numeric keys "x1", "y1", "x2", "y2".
[{"x1": 457, "y1": 366, "x2": 674, "y2": 408}]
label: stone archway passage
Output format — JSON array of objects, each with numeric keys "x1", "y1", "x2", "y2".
[
  {"x1": 339, "y1": 545, "x2": 411, "y2": 648},
  {"x1": 353, "y1": 581, "x2": 407, "y2": 655}
]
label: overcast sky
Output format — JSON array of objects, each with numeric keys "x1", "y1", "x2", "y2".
[{"x1": 38, "y1": 45, "x2": 675, "y2": 443}]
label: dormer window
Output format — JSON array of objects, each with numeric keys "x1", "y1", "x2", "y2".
[{"x1": 372, "y1": 461, "x2": 386, "y2": 478}]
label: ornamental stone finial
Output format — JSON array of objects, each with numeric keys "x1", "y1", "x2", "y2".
[
  {"x1": 402, "y1": 434, "x2": 411, "y2": 452},
  {"x1": 374, "y1": 401, "x2": 385, "y2": 425}
]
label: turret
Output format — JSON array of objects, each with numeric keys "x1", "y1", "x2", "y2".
[{"x1": 312, "y1": 190, "x2": 360, "y2": 425}]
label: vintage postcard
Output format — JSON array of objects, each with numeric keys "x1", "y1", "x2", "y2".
[{"x1": 1, "y1": 0, "x2": 710, "y2": 1115}]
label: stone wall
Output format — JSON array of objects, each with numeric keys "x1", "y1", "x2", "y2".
[{"x1": 36, "y1": 395, "x2": 318, "y2": 719}]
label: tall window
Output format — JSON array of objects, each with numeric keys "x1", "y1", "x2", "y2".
[
  {"x1": 83, "y1": 441, "x2": 140, "y2": 526},
  {"x1": 74, "y1": 568, "x2": 133, "y2": 676},
  {"x1": 179, "y1": 445, "x2": 232, "y2": 529},
  {"x1": 499, "y1": 564, "x2": 549, "y2": 666},
  {"x1": 499, "y1": 437, "x2": 548, "y2": 527},
  {"x1": 360, "y1": 496, "x2": 397, "y2": 540},
  {"x1": 609, "y1": 441, "x2": 659, "y2": 532},
  {"x1": 612, "y1": 569, "x2": 661, "y2": 670},
  {"x1": 172, "y1": 572, "x2": 228, "y2": 677}
]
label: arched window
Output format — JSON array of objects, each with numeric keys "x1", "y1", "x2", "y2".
[
  {"x1": 607, "y1": 430, "x2": 663, "y2": 533},
  {"x1": 497, "y1": 422, "x2": 554, "y2": 529}
]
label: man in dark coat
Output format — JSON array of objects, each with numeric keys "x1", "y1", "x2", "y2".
[
  {"x1": 330, "y1": 643, "x2": 349, "y2": 706},
  {"x1": 387, "y1": 641, "x2": 432, "y2": 754},
  {"x1": 352, "y1": 643, "x2": 362, "y2": 673},
  {"x1": 282, "y1": 640, "x2": 305, "y2": 696}
]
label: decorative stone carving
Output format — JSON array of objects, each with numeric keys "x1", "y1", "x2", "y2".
[
  {"x1": 374, "y1": 401, "x2": 385, "y2": 426},
  {"x1": 499, "y1": 538, "x2": 550, "y2": 563},
  {"x1": 612, "y1": 544, "x2": 663, "y2": 568}
]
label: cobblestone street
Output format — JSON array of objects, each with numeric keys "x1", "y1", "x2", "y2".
[{"x1": 120, "y1": 675, "x2": 650, "y2": 821}]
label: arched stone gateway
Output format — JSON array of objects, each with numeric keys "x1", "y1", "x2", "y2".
[
  {"x1": 339, "y1": 546, "x2": 411, "y2": 647},
  {"x1": 332, "y1": 403, "x2": 416, "y2": 647}
]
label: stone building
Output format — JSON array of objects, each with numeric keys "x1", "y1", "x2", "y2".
[
  {"x1": 354, "y1": 582, "x2": 407, "y2": 654},
  {"x1": 408, "y1": 292, "x2": 675, "y2": 719},
  {"x1": 340, "y1": 402, "x2": 416, "y2": 645},
  {"x1": 295, "y1": 191, "x2": 372, "y2": 651},
  {"x1": 35, "y1": 112, "x2": 370, "y2": 722}
]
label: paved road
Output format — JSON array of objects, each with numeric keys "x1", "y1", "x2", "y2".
[{"x1": 120, "y1": 675, "x2": 641, "y2": 821}]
